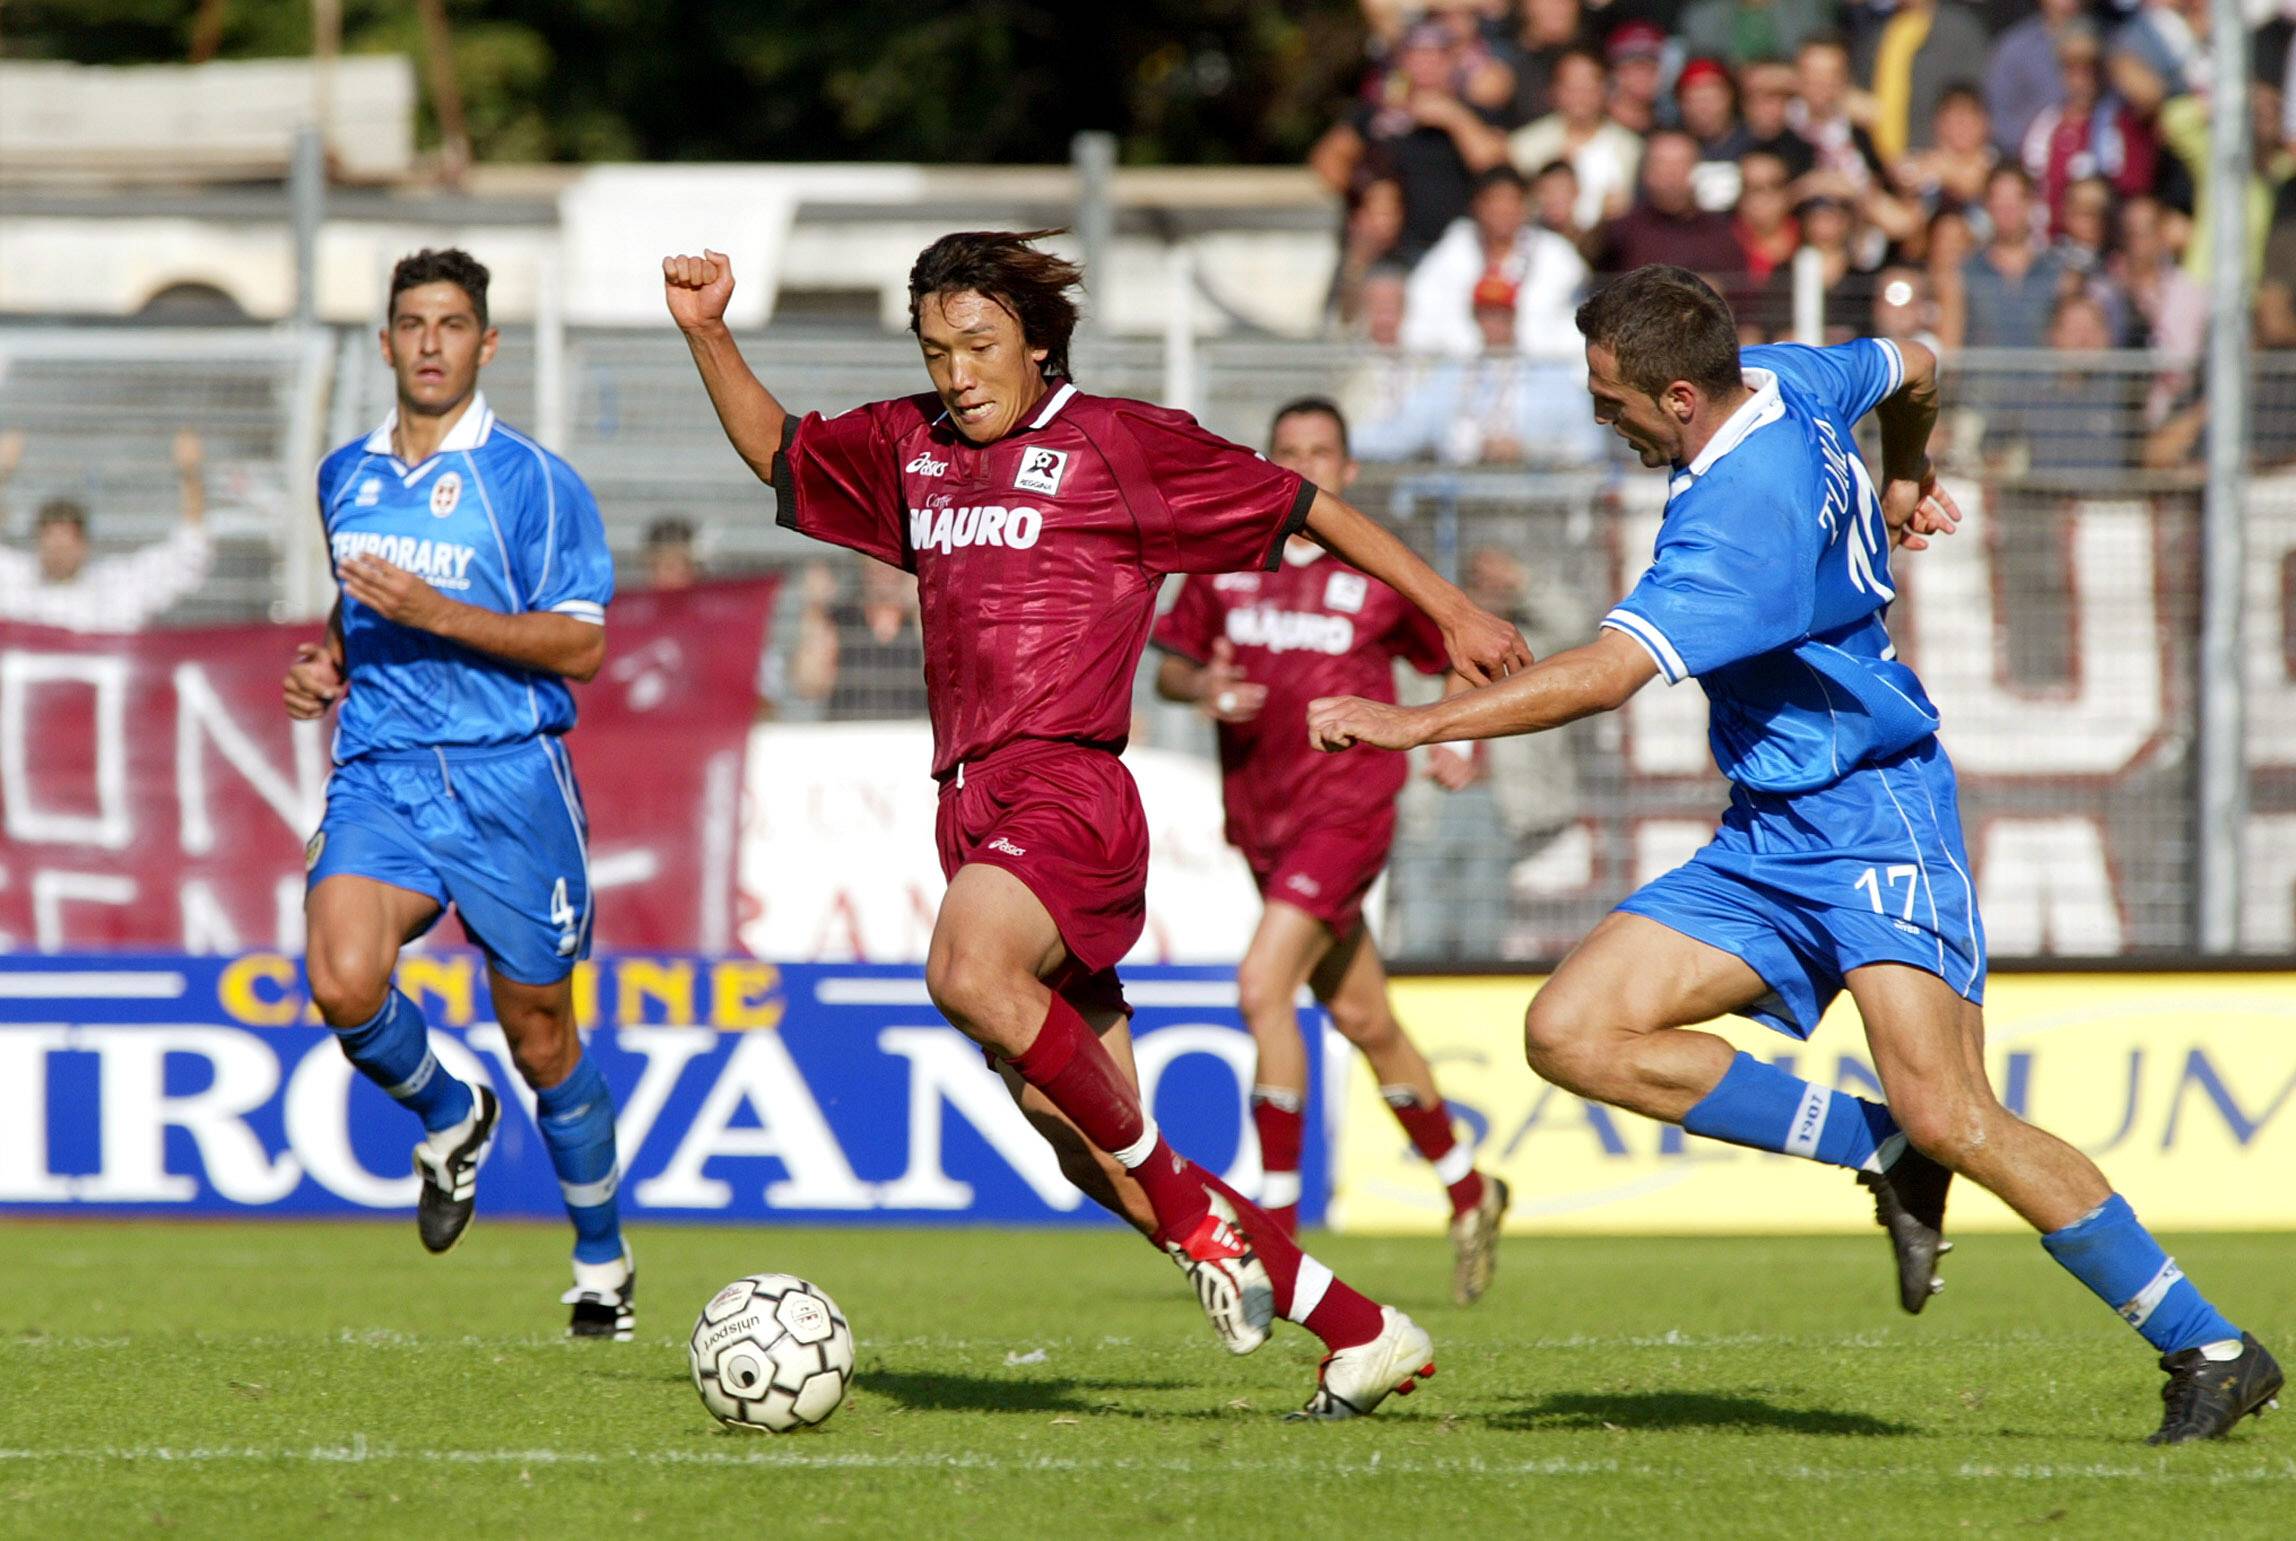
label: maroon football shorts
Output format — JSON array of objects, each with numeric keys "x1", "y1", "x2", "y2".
[
  {"x1": 935, "y1": 740, "x2": 1145, "y2": 1018},
  {"x1": 1247, "y1": 809, "x2": 1396, "y2": 938}
]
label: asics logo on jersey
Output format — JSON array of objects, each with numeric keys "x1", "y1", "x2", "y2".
[
  {"x1": 908, "y1": 504, "x2": 1043, "y2": 555},
  {"x1": 905, "y1": 453, "x2": 950, "y2": 476},
  {"x1": 1224, "y1": 605, "x2": 1356, "y2": 656},
  {"x1": 330, "y1": 530, "x2": 481, "y2": 590}
]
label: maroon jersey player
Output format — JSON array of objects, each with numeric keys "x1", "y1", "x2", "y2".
[
  {"x1": 1152, "y1": 397, "x2": 1510, "y2": 1305},
  {"x1": 665, "y1": 231, "x2": 1529, "y2": 1421}
]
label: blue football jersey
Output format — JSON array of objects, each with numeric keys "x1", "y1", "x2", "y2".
[
  {"x1": 1600, "y1": 339, "x2": 1940, "y2": 793},
  {"x1": 317, "y1": 392, "x2": 613, "y2": 760}
]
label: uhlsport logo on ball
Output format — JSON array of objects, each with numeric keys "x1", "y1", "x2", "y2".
[{"x1": 688, "y1": 1274, "x2": 854, "y2": 1433}]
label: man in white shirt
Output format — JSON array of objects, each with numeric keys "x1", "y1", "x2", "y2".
[
  {"x1": 1402, "y1": 165, "x2": 1589, "y2": 358},
  {"x1": 0, "y1": 428, "x2": 213, "y2": 631}
]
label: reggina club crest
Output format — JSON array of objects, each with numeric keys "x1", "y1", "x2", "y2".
[{"x1": 430, "y1": 471, "x2": 462, "y2": 517}]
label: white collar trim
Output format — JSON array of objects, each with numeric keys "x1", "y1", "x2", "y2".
[
  {"x1": 363, "y1": 390, "x2": 496, "y2": 460},
  {"x1": 1026, "y1": 381, "x2": 1077, "y2": 430},
  {"x1": 1682, "y1": 369, "x2": 1783, "y2": 480}
]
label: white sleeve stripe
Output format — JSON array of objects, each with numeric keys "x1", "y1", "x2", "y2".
[
  {"x1": 551, "y1": 600, "x2": 606, "y2": 623},
  {"x1": 1876, "y1": 337, "x2": 1905, "y2": 398},
  {"x1": 1601, "y1": 609, "x2": 1686, "y2": 685}
]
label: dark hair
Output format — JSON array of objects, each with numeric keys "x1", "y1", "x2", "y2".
[
  {"x1": 1555, "y1": 46, "x2": 1608, "y2": 79},
  {"x1": 644, "y1": 515, "x2": 696, "y2": 549},
  {"x1": 1471, "y1": 164, "x2": 1529, "y2": 197},
  {"x1": 35, "y1": 496, "x2": 86, "y2": 533},
  {"x1": 1270, "y1": 395, "x2": 1351, "y2": 456},
  {"x1": 388, "y1": 247, "x2": 491, "y2": 327},
  {"x1": 1533, "y1": 157, "x2": 1578, "y2": 183},
  {"x1": 1937, "y1": 81, "x2": 1986, "y2": 114},
  {"x1": 1574, "y1": 265, "x2": 1742, "y2": 398},
  {"x1": 906, "y1": 229, "x2": 1082, "y2": 383}
]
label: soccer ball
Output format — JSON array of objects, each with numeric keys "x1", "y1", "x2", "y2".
[{"x1": 689, "y1": 1273, "x2": 854, "y2": 1432}]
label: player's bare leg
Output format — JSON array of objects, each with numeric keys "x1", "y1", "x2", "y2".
[
  {"x1": 490, "y1": 968, "x2": 632, "y2": 1339},
  {"x1": 1314, "y1": 930, "x2": 1507, "y2": 1304},
  {"x1": 1233, "y1": 901, "x2": 1334, "y2": 1231},
  {"x1": 1851, "y1": 964, "x2": 2279, "y2": 1442},
  {"x1": 940, "y1": 866, "x2": 1429, "y2": 1407},
  {"x1": 1525, "y1": 912, "x2": 1953, "y2": 1310},
  {"x1": 306, "y1": 874, "x2": 498, "y2": 1255}
]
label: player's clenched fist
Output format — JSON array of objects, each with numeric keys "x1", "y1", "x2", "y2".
[
  {"x1": 662, "y1": 249, "x2": 735, "y2": 332},
  {"x1": 283, "y1": 640, "x2": 345, "y2": 720},
  {"x1": 1438, "y1": 601, "x2": 1532, "y2": 686},
  {"x1": 1307, "y1": 694, "x2": 1426, "y2": 754}
]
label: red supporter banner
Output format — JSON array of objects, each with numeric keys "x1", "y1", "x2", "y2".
[{"x1": 0, "y1": 577, "x2": 776, "y2": 954}]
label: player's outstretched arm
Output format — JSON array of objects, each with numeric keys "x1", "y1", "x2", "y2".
[
  {"x1": 1153, "y1": 641, "x2": 1265, "y2": 723},
  {"x1": 1307, "y1": 630, "x2": 1655, "y2": 753},
  {"x1": 1873, "y1": 339, "x2": 1961, "y2": 552},
  {"x1": 1299, "y1": 489, "x2": 1530, "y2": 684},
  {"x1": 338, "y1": 556, "x2": 605, "y2": 681},
  {"x1": 663, "y1": 250, "x2": 789, "y2": 483}
]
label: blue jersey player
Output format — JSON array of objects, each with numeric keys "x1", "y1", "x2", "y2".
[
  {"x1": 282, "y1": 248, "x2": 633, "y2": 1340},
  {"x1": 1306, "y1": 266, "x2": 2280, "y2": 1445}
]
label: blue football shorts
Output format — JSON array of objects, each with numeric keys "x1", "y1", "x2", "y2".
[
  {"x1": 306, "y1": 736, "x2": 594, "y2": 985},
  {"x1": 1618, "y1": 735, "x2": 1987, "y2": 1038}
]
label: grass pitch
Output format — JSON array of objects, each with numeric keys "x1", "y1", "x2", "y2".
[{"x1": 2, "y1": 1221, "x2": 2289, "y2": 1538}]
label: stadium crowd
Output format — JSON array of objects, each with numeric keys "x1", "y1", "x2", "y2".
[{"x1": 1312, "y1": 0, "x2": 2296, "y2": 471}]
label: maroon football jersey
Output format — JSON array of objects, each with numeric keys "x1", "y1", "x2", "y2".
[
  {"x1": 1153, "y1": 545, "x2": 1449, "y2": 858},
  {"x1": 772, "y1": 382, "x2": 1314, "y2": 780}
]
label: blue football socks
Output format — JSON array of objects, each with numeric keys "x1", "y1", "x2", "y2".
[
  {"x1": 2041, "y1": 1194, "x2": 2242, "y2": 1355},
  {"x1": 332, "y1": 988, "x2": 476, "y2": 1135},
  {"x1": 1682, "y1": 1051, "x2": 1905, "y2": 1170},
  {"x1": 535, "y1": 1051, "x2": 625, "y2": 1266}
]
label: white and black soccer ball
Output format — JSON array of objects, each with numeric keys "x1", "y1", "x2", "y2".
[{"x1": 689, "y1": 1273, "x2": 854, "y2": 1433}]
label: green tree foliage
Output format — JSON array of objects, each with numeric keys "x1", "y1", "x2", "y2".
[{"x1": 1, "y1": 0, "x2": 1367, "y2": 166}]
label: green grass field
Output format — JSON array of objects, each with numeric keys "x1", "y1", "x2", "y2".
[{"x1": 2, "y1": 1220, "x2": 2289, "y2": 1537}]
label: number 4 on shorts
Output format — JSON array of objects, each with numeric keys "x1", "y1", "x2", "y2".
[
  {"x1": 1854, "y1": 864, "x2": 1920, "y2": 920},
  {"x1": 550, "y1": 877, "x2": 576, "y2": 931}
]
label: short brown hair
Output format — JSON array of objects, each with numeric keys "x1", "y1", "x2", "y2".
[
  {"x1": 1574, "y1": 265, "x2": 1741, "y2": 398},
  {"x1": 389, "y1": 247, "x2": 490, "y2": 327},
  {"x1": 1270, "y1": 396, "x2": 1350, "y2": 456},
  {"x1": 907, "y1": 230, "x2": 1082, "y2": 382},
  {"x1": 35, "y1": 497, "x2": 86, "y2": 533}
]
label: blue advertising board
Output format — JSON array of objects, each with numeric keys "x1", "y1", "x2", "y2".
[{"x1": 0, "y1": 954, "x2": 1332, "y2": 1226}]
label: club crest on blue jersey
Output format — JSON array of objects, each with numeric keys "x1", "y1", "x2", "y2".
[{"x1": 430, "y1": 471, "x2": 463, "y2": 517}]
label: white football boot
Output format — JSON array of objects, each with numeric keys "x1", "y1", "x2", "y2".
[{"x1": 1287, "y1": 1307, "x2": 1436, "y2": 1421}]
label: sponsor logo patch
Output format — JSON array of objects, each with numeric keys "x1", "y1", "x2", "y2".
[
  {"x1": 355, "y1": 477, "x2": 382, "y2": 507},
  {"x1": 430, "y1": 470, "x2": 462, "y2": 517},
  {"x1": 1013, "y1": 446, "x2": 1068, "y2": 496},
  {"x1": 1223, "y1": 605, "x2": 1356, "y2": 656},
  {"x1": 907, "y1": 505, "x2": 1043, "y2": 555},
  {"x1": 905, "y1": 452, "x2": 949, "y2": 477}
]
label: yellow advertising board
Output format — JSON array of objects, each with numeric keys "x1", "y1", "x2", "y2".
[{"x1": 1332, "y1": 974, "x2": 2296, "y2": 1234}]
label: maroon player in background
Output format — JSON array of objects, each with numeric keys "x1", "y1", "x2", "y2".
[
  {"x1": 665, "y1": 231, "x2": 1529, "y2": 1420},
  {"x1": 1152, "y1": 397, "x2": 1509, "y2": 1305}
]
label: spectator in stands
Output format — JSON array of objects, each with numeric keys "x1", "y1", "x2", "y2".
[
  {"x1": 1870, "y1": 265, "x2": 1943, "y2": 354},
  {"x1": 2111, "y1": 193, "x2": 2204, "y2": 422},
  {"x1": 1715, "y1": 58, "x2": 1818, "y2": 177},
  {"x1": 1530, "y1": 157, "x2": 1587, "y2": 242},
  {"x1": 1863, "y1": 0, "x2": 1993, "y2": 164},
  {"x1": 2156, "y1": 74, "x2": 2294, "y2": 283},
  {"x1": 1604, "y1": 22, "x2": 1672, "y2": 135},
  {"x1": 1983, "y1": 290, "x2": 2138, "y2": 475},
  {"x1": 1960, "y1": 164, "x2": 2069, "y2": 350},
  {"x1": 1925, "y1": 203, "x2": 1978, "y2": 346},
  {"x1": 2109, "y1": 0, "x2": 2212, "y2": 121},
  {"x1": 1330, "y1": 175, "x2": 1407, "y2": 325},
  {"x1": 1730, "y1": 151, "x2": 1803, "y2": 329},
  {"x1": 1312, "y1": 18, "x2": 1511, "y2": 265},
  {"x1": 1987, "y1": 0, "x2": 2086, "y2": 155},
  {"x1": 1340, "y1": 261, "x2": 1453, "y2": 455},
  {"x1": 2022, "y1": 21, "x2": 2157, "y2": 237},
  {"x1": 1895, "y1": 82, "x2": 1997, "y2": 217},
  {"x1": 1676, "y1": 57, "x2": 1746, "y2": 210},
  {"x1": 1420, "y1": 0, "x2": 1522, "y2": 120},
  {"x1": 1500, "y1": 0, "x2": 1595, "y2": 125},
  {"x1": 1678, "y1": 0, "x2": 1828, "y2": 69},
  {"x1": 1587, "y1": 128, "x2": 1743, "y2": 277},
  {"x1": 790, "y1": 558, "x2": 928, "y2": 721},
  {"x1": 641, "y1": 515, "x2": 701, "y2": 589},
  {"x1": 1403, "y1": 165, "x2": 1590, "y2": 357},
  {"x1": 1507, "y1": 47, "x2": 1644, "y2": 230},
  {"x1": 2052, "y1": 175, "x2": 2120, "y2": 295},
  {"x1": 2260, "y1": 177, "x2": 2296, "y2": 347},
  {"x1": 0, "y1": 428, "x2": 212, "y2": 632},
  {"x1": 1792, "y1": 32, "x2": 1925, "y2": 248}
]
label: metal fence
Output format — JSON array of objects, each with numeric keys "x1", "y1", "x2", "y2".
[{"x1": 3, "y1": 323, "x2": 2291, "y2": 958}]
